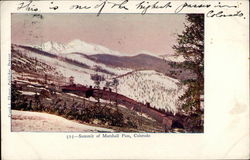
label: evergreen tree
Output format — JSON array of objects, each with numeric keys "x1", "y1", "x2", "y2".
[
  {"x1": 112, "y1": 78, "x2": 119, "y2": 109},
  {"x1": 11, "y1": 82, "x2": 21, "y2": 110},
  {"x1": 172, "y1": 14, "x2": 204, "y2": 115}
]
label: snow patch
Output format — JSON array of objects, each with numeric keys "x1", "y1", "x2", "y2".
[
  {"x1": 20, "y1": 91, "x2": 39, "y2": 96},
  {"x1": 160, "y1": 54, "x2": 185, "y2": 62}
]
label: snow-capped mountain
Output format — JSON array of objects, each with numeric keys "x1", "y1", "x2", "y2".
[
  {"x1": 39, "y1": 41, "x2": 66, "y2": 54},
  {"x1": 65, "y1": 39, "x2": 122, "y2": 56},
  {"x1": 11, "y1": 44, "x2": 186, "y2": 114},
  {"x1": 36, "y1": 40, "x2": 173, "y2": 58},
  {"x1": 37, "y1": 39, "x2": 123, "y2": 56},
  {"x1": 36, "y1": 39, "x2": 186, "y2": 64}
]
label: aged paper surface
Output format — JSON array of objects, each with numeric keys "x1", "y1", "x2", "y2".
[{"x1": 1, "y1": 0, "x2": 249, "y2": 159}]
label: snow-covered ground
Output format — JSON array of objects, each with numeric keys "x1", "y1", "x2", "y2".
[
  {"x1": 13, "y1": 45, "x2": 131, "y2": 86},
  {"x1": 12, "y1": 44, "x2": 186, "y2": 114},
  {"x1": 160, "y1": 54, "x2": 185, "y2": 62},
  {"x1": 11, "y1": 110, "x2": 113, "y2": 132},
  {"x1": 63, "y1": 53, "x2": 132, "y2": 75},
  {"x1": 117, "y1": 70, "x2": 185, "y2": 113}
]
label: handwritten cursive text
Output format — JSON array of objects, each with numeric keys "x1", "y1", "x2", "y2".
[{"x1": 17, "y1": 0, "x2": 38, "y2": 11}]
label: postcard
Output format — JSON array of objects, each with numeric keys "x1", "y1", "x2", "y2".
[{"x1": 1, "y1": 0, "x2": 249, "y2": 159}]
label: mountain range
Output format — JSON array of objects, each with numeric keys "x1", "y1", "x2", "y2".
[
  {"x1": 11, "y1": 38, "x2": 194, "y2": 113},
  {"x1": 31, "y1": 39, "x2": 193, "y2": 80},
  {"x1": 36, "y1": 39, "x2": 123, "y2": 56}
]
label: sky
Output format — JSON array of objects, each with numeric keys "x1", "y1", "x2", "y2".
[{"x1": 12, "y1": 13, "x2": 186, "y2": 55}]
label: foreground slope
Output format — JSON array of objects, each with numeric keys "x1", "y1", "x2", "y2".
[{"x1": 12, "y1": 110, "x2": 114, "y2": 132}]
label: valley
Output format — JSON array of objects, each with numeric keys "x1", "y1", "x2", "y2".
[{"x1": 11, "y1": 40, "x2": 194, "y2": 132}]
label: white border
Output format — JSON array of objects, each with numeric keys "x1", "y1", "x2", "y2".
[{"x1": 1, "y1": 1, "x2": 249, "y2": 159}]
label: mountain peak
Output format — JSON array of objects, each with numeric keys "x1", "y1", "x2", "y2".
[
  {"x1": 38, "y1": 39, "x2": 123, "y2": 56},
  {"x1": 40, "y1": 41, "x2": 65, "y2": 54},
  {"x1": 132, "y1": 50, "x2": 161, "y2": 58}
]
